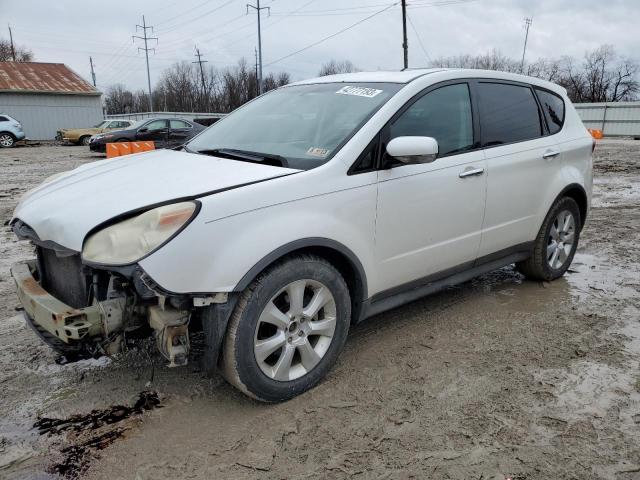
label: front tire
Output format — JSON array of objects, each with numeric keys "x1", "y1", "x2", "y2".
[
  {"x1": 222, "y1": 254, "x2": 351, "y2": 402},
  {"x1": 80, "y1": 135, "x2": 91, "y2": 146},
  {"x1": 517, "y1": 196, "x2": 581, "y2": 281}
]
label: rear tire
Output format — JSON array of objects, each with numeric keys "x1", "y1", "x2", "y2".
[
  {"x1": 222, "y1": 254, "x2": 351, "y2": 402},
  {"x1": 80, "y1": 135, "x2": 91, "y2": 146},
  {"x1": 517, "y1": 196, "x2": 581, "y2": 281},
  {"x1": 0, "y1": 133, "x2": 16, "y2": 148}
]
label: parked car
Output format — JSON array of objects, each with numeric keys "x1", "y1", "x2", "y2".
[
  {"x1": 56, "y1": 120, "x2": 135, "y2": 146},
  {"x1": 10, "y1": 69, "x2": 593, "y2": 402},
  {"x1": 89, "y1": 117, "x2": 205, "y2": 152},
  {"x1": 0, "y1": 114, "x2": 25, "y2": 147}
]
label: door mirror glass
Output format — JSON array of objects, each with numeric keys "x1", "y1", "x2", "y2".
[
  {"x1": 138, "y1": 127, "x2": 148, "y2": 133},
  {"x1": 386, "y1": 136, "x2": 438, "y2": 164}
]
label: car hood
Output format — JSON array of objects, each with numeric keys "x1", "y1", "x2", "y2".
[
  {"x1": 60, "y1": 128, "x2": 100, "y2": 135},
  {"x1": 13, "y1": 149, "x2": 300, "y2": 251}
]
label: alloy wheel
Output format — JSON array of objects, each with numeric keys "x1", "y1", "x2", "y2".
[
  {"x1": 547, "y1": 210, "x2": 576, "y2": 269},
  {"x1": 254, "y1": 279, "x2": 337, "y2": 381},
  {"x1": 0, "y1": 134, "x2": 14, "y2": 147}
]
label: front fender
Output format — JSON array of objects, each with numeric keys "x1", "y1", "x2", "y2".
[{"x1": 139, "y1": 183, "x2": 377, "y2": 296}]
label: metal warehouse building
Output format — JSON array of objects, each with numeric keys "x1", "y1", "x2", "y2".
[{"x1": 0, "y1": 62, "x2": 102, "y2": 140}]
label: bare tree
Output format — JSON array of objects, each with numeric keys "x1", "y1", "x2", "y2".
[
  {"x1": 431, "y1": 49, "x2": 520, "y2": 72},
  {"x1": 0, "y1": 38, "x2": 33, "y2": 62},
  {"x1": 104, "y1": 58, "x2": 290, "y2": 115},
  {"x1": 318, "y1": 59, "x2": 359, "y2": 77},
  {"x1": 430, "y1": 46, "x2": 638, "y2": 103}
]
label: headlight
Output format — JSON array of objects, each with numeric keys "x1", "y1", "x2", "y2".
[{"x1": 82, "y1": 202, "x2": 198, "y2": 265}]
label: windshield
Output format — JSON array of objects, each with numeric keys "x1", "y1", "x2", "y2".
[
  {"x1": 93, "y1": 120, "x2": 109, "y2": 128},
  {"x1": 187, "y1": 82, "x2": 402, "y2": 169}
]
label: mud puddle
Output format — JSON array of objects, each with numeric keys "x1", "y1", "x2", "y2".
[{"x1": 33, "y1": 391, "x2": 161, "y2": 479}]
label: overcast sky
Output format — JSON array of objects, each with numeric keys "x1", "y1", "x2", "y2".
[{"x1": 2, "y1": 0, "x2": 638, "y2": 92}]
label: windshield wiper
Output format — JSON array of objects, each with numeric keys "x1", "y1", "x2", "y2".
[{"x1": 197, "y1": 148, "x2": 289, "y2": 168}]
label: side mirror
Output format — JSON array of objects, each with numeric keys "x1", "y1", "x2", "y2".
[
  {"x1": 138, "y1": 127, "x2": 149, "y2": 133},
  {"x1": 386, "y1": 136, "x2": 438, "y2": 164}
]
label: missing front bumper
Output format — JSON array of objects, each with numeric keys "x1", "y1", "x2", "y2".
[{"x1": 10, "y1": 260, "x2": 125, "y2": 346}]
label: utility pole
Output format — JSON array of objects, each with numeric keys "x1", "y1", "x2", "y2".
[
  {"x1": 401, "y1": 0, "x2": 408, "y2": 69},
  {"x1": 193, "y1": 47, "x2": 208, "y2": 107},
  {"x1": 8, "y1": 24, "x2": 16, "y2": 61},
  {"x1": 133, "y1": 15, "x2": 157, "y2": 112},
  {"x1": 254, "y1": 48, "x2": 259, "y2": 96},
  {"x1": 247, "y1": 0, "x2": 270, "y2": 94},
  {"x1": 520, "y1": 17, "x2": 532, "y2": 74},
  {"x1": 89, "y1": 56, "x2": 97, "y2": 87}
]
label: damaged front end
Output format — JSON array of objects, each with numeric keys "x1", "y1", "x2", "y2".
[{"x1": 10, "y1": 217, "x2": 226, "y2": 368}]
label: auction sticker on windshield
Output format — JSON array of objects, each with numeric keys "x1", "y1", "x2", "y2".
[
  {"x1": 336, "y1": 86, "x2": 383, "y2": 98},
  {"x1": 306, "y1": 147, "x2": 330, "y2": 157}
]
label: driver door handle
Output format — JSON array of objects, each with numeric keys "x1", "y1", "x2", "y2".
[
  {"x1": 543, "y1": 150, "x2": 560, "y2": 159},
  {"x1": 459, "y1": 167, "x2": 485, "y2": 178}
]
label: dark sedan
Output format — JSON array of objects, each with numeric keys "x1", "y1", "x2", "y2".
[{"x1": 89, "y1": 117, "x2": 205, "y2": 153}]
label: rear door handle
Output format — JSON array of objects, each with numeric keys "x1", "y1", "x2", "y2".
[
  {"x1": 459, "y1": 167, "x2": 485, "y2": 178},
  {"x1": 543, "y1": 150, "x2": 560, "y2": 159}
]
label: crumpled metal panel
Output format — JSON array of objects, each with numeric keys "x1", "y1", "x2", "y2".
[{"x1": 0, "y1": 61, "x2": 99, "y2": 95}]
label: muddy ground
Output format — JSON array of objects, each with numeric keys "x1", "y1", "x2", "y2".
[{"x1": 0, "y1": 140, "x2": 639, "y2": 480}]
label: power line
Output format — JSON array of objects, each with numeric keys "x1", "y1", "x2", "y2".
[
  {"x1": 265, "y1": 2, "x2": 398, "y2": 67},
  {"x1": 407, "y1": 12, "x2": 431, "y2": 63},
  {"x1": 133, "y1": 15, "x2": 158, "y2": 111},
  {"x1": 155, "y1": 0, "x2": 235, "y2": 34},
  {"x1": 154, "y1": 0, "x2": 212, "y2": 27}
]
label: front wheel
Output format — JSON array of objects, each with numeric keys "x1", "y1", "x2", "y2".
[
  {"x1": 517, "y1": 196, "x2": 581, "y2": 281},
  {"x1": 80, "y1": 135, "x2": 91, "y2": 146},
  {"x1": 221, "y1": 254, "x2": 351, "y2": 402},
  {"x1": 0, "y1": 133, "x2": 16, "y2": 148}
]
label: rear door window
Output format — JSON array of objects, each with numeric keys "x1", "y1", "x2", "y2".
[
  {"x1": 535, "y1": 88, "x2": 565, "y2": 135},
  {"x1": 477, "y1": 82, "x2": 543, "y2": 146}
]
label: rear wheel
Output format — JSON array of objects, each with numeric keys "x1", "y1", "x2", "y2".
[
  {"x1": 80, "y1": 135, "x2": 91, "y2": 146},
  {"x1": 0, "y1": 133, "x2": 15, "y2": 148},
  {"x1": 221, "y1": 255, "x2": 351, "y2": 402},
  {"x1": 517, "y1": 197, "x2": 581, "y2": 281}
]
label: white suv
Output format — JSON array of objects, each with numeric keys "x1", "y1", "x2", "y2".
[{"x1": 10, "y1": 69, "x2": 593, "y2": 402}]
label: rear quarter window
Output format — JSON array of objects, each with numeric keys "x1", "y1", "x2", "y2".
[
  {"x1": 0, "y1": 116, "x2": 8, "y2": 122},
  {"x1": 477, "y1": 82, "x2": 543, "y2": 146},
  {"x1": 535, "y1": 88, "x2": 565, "y2": 135}
]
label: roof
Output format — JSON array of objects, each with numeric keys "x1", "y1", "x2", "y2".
[
  {"x1": 0, "y1": 62, "x2": 100, "y2": 95},
  {"x1": 290, "y1": 68, "x2": 566, "y2": 95},
  {"x1": 290, "y1": 69, "x2": 445, "y2": 86}
]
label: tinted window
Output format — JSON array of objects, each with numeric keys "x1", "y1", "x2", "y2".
[
  {"x1": 535, "y1": 88, "x2": 565, "y2": 134},
  {"x1": 478, "y1": 83, "x2": 542, "y2": 146},
  {"x1": 170, "y1": 120, "x2": 191, "y2": 129},
  {"x1": 145, "y1": 120, "x2": 167, "y2": 131},
  {"x1": 0, "y1": 116, "x2": 8, "y2": 122},
  {"x1": 390, "y1": 83, "x2": 473, "y2": 156}
]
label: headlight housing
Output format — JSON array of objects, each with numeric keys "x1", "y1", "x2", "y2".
[{"x1": 82, "y1": 201, "x2": 198, "y2": 265}]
